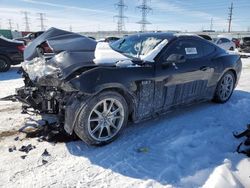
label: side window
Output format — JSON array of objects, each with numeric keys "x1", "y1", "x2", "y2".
[
  {"x1": 166, "y1": 39, "x2": 203, "y2": 60},
  {"x1": 217, "y1": 39, "x2": 222, "y2": 44},
  {"x1": 221, "y1": 38, "x2": 230, "y2": 43}
]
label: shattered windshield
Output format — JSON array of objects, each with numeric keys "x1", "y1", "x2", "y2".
[{"x1": 110, "y1": 35, "x2": 164, "y2": 59}]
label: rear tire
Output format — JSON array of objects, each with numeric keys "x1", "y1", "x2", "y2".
[
  {"x1": 74, "y1": 91, "x2": 128, "y2": 146},
  {"x1": 213, "y1": 71, "x2": 235, "y2": 103},
  {"x1": 0, "y1": 56, "x2": 11, "y2": 72}
]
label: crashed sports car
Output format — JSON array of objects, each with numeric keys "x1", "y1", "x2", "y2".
[{"x1": 9, "y1": 28, "x2": 242, "y2": 145}]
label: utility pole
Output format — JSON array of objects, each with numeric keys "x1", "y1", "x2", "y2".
[
  {"x1": 137, "y1": 0, "x2": 152, "y2": 32},
  {"x1": 210, "y1": 18, "x2": 213, "y2": 31},
  {"x1": 16, "y1": 23, "x2": 19, "y2": 31},
  {"x1": 21, "y1": 11, "x2": 30, "y2": 31},
  {"x1": 8, "y1": 19, "x2": 13, "y2": 30},
  {"x1": 228, "y1": 2, "x2": 233, "y2": 32},
  {"x1": 114, "y1": 0, "x2": 127, "y2": 33},
  {"x1": 37, "y1": 13, "x2": 46, "y2": 31}
]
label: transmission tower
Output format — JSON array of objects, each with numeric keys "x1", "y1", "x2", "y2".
[
  {"x1": 210, "y1": 18, "x2": 213, "y2": 31},
  {"x1": 137, "y1": 0, "x2": 152, "y2": 32},
  {"x1": 114, "y1": 0, "x2": 127, "y2": 33},
  {"x1": 37, "y1": 13, "x2": 46, "y2": 31},
  {"x1": 21, "y1": 11, "x2": 30, "y2": 31},
  {"x1": 228, "y1": 2, "x2": 233, "y2": 32},
  {"x1": 8, "y1": 19, "x2": 13, "y2": 30}
]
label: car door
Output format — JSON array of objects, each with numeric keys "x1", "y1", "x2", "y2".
[{"x1": 153, "y1": 37, "x2": 216, "y2": 112}]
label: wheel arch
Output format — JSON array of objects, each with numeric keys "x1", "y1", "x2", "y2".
[
  {"x1": 95, "y1": 86, "x2": 136, "y2": 120},
  {"x1": 220, "y1": 68, "x2": 237, "y2": 87},
  {"x1": 64, "y1": 85, "x2": 137, "y2": 135},
  {"x1": 0, "y1": 54, "x2": 12, "y2": 63}
]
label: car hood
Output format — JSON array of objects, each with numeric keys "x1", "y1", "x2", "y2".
[{"x1": 24, "y1": 27, "x2": 97, "y2": 61}]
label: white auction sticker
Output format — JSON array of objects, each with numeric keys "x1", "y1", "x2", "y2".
[{"x1": 185, "y1": 47, "x2": 197, "y2": 55}]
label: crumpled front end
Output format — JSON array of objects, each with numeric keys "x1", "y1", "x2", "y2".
[
  {"x1": 21, "y1": 57, "x2": 62, "y2": 87},
  {"x1": 13, "y1": 28, "x2": 97, "y2": 121}
]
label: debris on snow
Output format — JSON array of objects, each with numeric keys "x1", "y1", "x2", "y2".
[
  {"x1": 41, "y1": 149, "x2": 51, "y2": 157},
  {"x1": 42, "y1": 159, "x2": 48, "y2": 165},
  {"x1": 8, "y1": 145, "x2": 16, "y2": 152},
  {"x1": 18, "y1": 144, "x2": 36, "y2": 153},
  {"x1": 20, "y1": 155, "x2": 27, "y2": 160},
  {"x1": 234, "y1": 124, "x2": 250, "y2": 157}
]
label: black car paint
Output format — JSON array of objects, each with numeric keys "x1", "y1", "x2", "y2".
[
  {"x1": 16, "y1": 29, "x2": 242, "y2": 135},
  {"x1": 24, "y1": 27, "x2": 97, "y2": 61},
  {"x1": 0, "y1": 37, "x2": 24, "y2": 65},
  {"x1": 63, "y1": 36, "x2": 241, "y2": 134}
]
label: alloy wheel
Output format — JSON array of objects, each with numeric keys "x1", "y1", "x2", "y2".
[
  {"x1": 218, "y1": 73, "x2": 234, "y2": 101},
  {"x1": 87, "y1": 98, "x2": 125, "y2": 142}
]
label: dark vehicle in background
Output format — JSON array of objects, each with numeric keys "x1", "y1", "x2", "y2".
[
  {"x1": 0, "y1": 36, "x2": 25, "y2": 72},
  {"x1": 198, "y1": 34, "x2": 212, "y2": 41},
  {"x1": 239, "y1": 37, "x2": 250, "y2": 53},
  {"x1": 15, "y1": 31, "x2": 44, "y2": 45},
  {"x1": 97, "y1": 36, "x2": 120, "y2": 43},
  {"x1": 12, "y1": 28, "x2": 242, "y2": 145}
]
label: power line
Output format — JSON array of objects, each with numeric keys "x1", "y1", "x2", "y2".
[
  {"x1": 37, "y1": 13, "x2": 46, "y2": 31},
  {"x1": 228, "y1": 2, "x2": 233, "y2": 32},
  {"x1": 114, "y1": 0, "x2": 127, "y2": 33},
  {"x1": 8, "y1": 19, "x2": 13, "y2": 30},
  {"x1": 21, "y1": 11, "x2": 30, "y2": 31},
  {"x1": 137, "y1": 0, "x2": 152, "y2": 32}
]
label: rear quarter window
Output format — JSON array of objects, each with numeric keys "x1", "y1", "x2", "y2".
[
  {"x1": 202, "y1": 42, "x2": 216, "y2": 56},
  {"x1": 165, "y1": 39, "x2": 203, "y2": 60}
]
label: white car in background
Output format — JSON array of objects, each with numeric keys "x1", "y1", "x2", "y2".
[{"x1": 213, "y1": 37, "x2": 236, "y2": 51}]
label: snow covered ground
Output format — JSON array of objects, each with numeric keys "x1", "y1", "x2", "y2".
[{"x1": 0, "y1": 58, "x2": 250, "y2": 188}]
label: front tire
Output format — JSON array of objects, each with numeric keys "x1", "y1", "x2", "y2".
[
  {"x1": 74, "y1": 91, "x2": 128, "y2": 146},
  {"x1": 213, "y1": 71, "x2": 235, "y2": 103},
  {"x1": 0, "y1": 56, "x2": 11, "y2": 72}
]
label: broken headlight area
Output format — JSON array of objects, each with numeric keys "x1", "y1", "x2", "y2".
[{"x1": 21, "y1": 57, "x2": 62, "y2": 87}]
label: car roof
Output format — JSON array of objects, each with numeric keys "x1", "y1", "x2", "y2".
[
  {"x1": 130, "y1": 32, "x2": 176, "y2": 40},
  {"x1": 129, "y1": 32, "x2": 204, "y2": 41}
]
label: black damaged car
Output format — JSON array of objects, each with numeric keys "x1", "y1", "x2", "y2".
[{"x1": 11, "y1": 28, "x2": 242, "y2": 145}]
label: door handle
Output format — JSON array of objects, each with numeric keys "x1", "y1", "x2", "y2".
[{"x1": 200, "y1": 66, "x2": 210, "y2": 71}]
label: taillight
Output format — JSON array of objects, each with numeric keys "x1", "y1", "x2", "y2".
[{"x1": 17, "y1": 45, "x2": 25, "y2": 52}]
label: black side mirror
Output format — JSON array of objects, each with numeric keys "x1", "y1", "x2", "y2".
[{"x1": 162, "y1": 54, "x2": 186, "y2": 66}]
